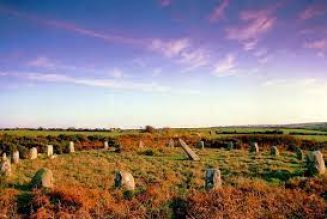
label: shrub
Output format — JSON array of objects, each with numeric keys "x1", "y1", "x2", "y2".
[{"x1": 144, "y1": 125, "x2": 156, "y2": 134}]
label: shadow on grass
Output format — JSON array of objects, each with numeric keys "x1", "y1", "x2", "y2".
[
  {"x1": 8, "y1": 182, "x2": 31, "y2": 191},
  {"x1": 16, "y1": 192, "x2": 33, "y2": 215},
  {"x1": 260, "y1": 169, "x2": 304, "y2": 182}
]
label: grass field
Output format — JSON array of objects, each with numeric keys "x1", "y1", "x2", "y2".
[
  {"x1": 0, "y1": 128, "x2": 326, "y2": 218},
  {"x1": 2, "y1": 127, "x2": 327, "y2": 142},
  {"x1": 1, "y1": 146, "x2": 326, "y2": 218}
]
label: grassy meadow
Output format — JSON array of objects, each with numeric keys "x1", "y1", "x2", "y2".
[{"x1": 0, "y1": 127, "x2": 326, "y2": 218}]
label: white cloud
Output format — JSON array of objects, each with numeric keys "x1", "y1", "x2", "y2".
[
  {"x1": 108, "y1": 68, "x2": 124, "y2": 79},
  {"x1": 226, "y1": 9, "x2": 276, "y2": 50},
  {"x1": 152, "y1": 68, "x2": 162, "y2": 76},
  {"x1": 304, "y1": 39, "x2": 327, "y2": 50},
  {"x1": 3, "y1": 72, "x2": 171, "y2": 93},
  {"x1": 208, "y1": 0, "x2": 230, "y2": 23},
  {"x1": 243, "y1": 40, "x2": 258, "y2": 51},
  {"x1": 179, "y1": 49, "x2": 209, "y2": 70},
  {"x1": 150, "y1": 38, "x2": 190, "y2": 57},
  {"x1": 27, "y1": 56, "x2": 55, "y2": 68},
  {"x1": 150, "y1": 38, "x2": 209, "y2": 70},
  {"x1": 261, "y1": 78, "x2": 327, "y2": 95},
  {"x1": 213, "y1": 54, "x2": 236, "y2": 76}
]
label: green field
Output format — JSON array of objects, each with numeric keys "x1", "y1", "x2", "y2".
[
  {"x1": 1, "y1": 147, "x2": 326, "y2": 218},
  {"x1": 1, "y1": 127, "x2": 327, "y2": 142}
]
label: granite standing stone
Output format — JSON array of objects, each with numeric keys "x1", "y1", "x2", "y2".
[
  {"x1": 114, "y1": 170, "x2": 135, "y2": 191},
  {"x1": 168, "y1": 139, "x2": 175, "y2": 147},
  {"x1": 2, "y1": 153, "x2": 7, "y2": 161},
  {"x1": 306, "y1": 151, "x2": 326, "y2": 175},
  {"x1": 12, "y1": 151, "x2": 19, "y2": 164},
  {"x1": 0, "y1": 159, "x2": 11, "y2": 177},
  {"x1": 139, "y1": 140, "x2": 145, "y2": 148},
  {"x1": 30, "y1": 147, "x2": 38, "y2": 160},
  {"x1": 178, "y1": 139, "x2": 200, "y2": 161},
  {"x1": 69, "y1": 141, "x2": 75, "y2": 153},
  {"x1": 295, "y1": 147, "x2": 303, "y2": 160},
  {"x1": 47, "y1": 145, "x2": 54, "y2": 157},
  {"x1": 104, "y1": 141, "x2": 109, "y2": 150},
  {"x1": 197, "y1": 141, "x2": 205, "y2": 149},
  {"x1": 227, "y1": 142, "x2": 234, "y2": 150},
  {"x1": 249, "y1": 142, "x2": 259, "y2": 153},
  {"x1": 271, "y1": 146, "x2": 279, "y2": 156},
  {"x1": 205, "y1": 168, "x2": 222, "y2": 190},
  {"x1": 31, "y1": 168, "x2": 54, "y2": 189}
]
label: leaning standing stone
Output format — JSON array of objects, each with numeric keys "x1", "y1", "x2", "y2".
[
  {"x1": 46, "y1": 145, "x2": 54, "y2": 157},
  {"x1": 271, "y1": 146, "x2": 279, "y2": 156},
  {"x1": 31, "y1": 168, "x2": 54, "y2": 189},
  {"x1": 179, "y1": 139, "x2": 200, "y2": 161},
  {"x1": 69, "y1": 141, "x2": 75, "y2": 153},
  {"x1": 306, "y1": 151, "x2": 326, "y2": 176},
  {"x1": 104, "y1": 141, "x2": 109, "y2": 150},
  {"x1": 249, "y1": 142, "x2": 259, "y2": 153},
  {"x1": 0, "y1": 159, "x2": 12, "y2": 177},
  {"x1": 205, "y1": 168, "x2": 222, "y2": 190},
  {"x1": 12, "y1": 151, "x2": 19, "y2": 164},
  {"x1": 30, "y1": 147, "x2": 38, "y2": 160},
  {"x1": 114, "y1": 170, "x2": 135, "y2": 191}
]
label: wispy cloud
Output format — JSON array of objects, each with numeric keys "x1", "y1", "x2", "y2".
[
  {"x1": 208, "y1": 0, "x2": 230, "y2": 23},
  {"x1": 1, "y1": 71, "x2": 170, "y2": 92},
  {"x1": 150, "y1": 38, "x2": 190, "y2": 57},
  {"x1": 253, "y1": 48, "x2": 272, "y2": 64},
  {"x1": 226, "y1": 8, "x2": 276, "y2": 50},
  {"x1": 150, "y1": 38, "x2": 209, "y2": 70},
  {"x1": 299, "y1": 4, "x2": 327, "y2": 20},
  {"x1": 0, "y1": 6, "x2": 146, "y2": 46},
  {"x1": 213, "y1": 54, "x2": 236, "y2": 76},
  {"x1": 27, "y1": 56, "x2": 55, "y2": 68},
  {"x1": 107, "y1": 68, "x2": 124, "y2": 79},
  {"x1": 304, "y1": 39, "x2": 327, "y2": 50},
  {"x1": 159, "y1": 0, "x2": 172, "y2": 7},
  {"x1": 262, "y1": 78, "x2": 327, "y2": 95}
]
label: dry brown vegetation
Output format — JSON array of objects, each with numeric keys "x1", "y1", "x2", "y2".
[{"x1": 0, "y1": 131, "x2": 327, "y2": 218}]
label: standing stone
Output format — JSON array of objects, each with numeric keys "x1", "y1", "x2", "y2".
[
  {"x1": 197, "y1": 141, "x2": 205, "y2": 149},
  {"x1": 12, "y1": 151, "x2": 19, "y2": 164},
  {"x1": 30, "y1": 147, "x2": 38, "y2": 160},
  {"x1": 210, "y1": 130, "x2": 215, "y2": 135},
  {"x1": 295, "y1": 147, "x2": 303, "y2": 160},
  {"x1": 306, "y1": 151, "x2": 326, "y2": 176},
  {"x1": 249, "y1": 142, "x2": 259, "y2": 153},
  {"x1": 31, "y1": 168, "x2": 54, "y2": 189},
  {"x1": 168, "y1": 139, "x2": 175, "y2": 147},
  {"x1": 69, "y1": 141, "x2": 75, "y2": 153},
  {"x1": 46, "y1": 145, "x2": 54, "y2": 157},
  {"x1": 271, "y1": 146, "x2": 279, "y2": 156},
  {"x1": 104, "y1": 141, "x2": 109, "y2": 150},
  {"x1": 178, "y1": 139, "x2": 200, "y2": 161},
  {"x1": 2, "y1": 153, "x2": 7, "y2": 161},
  {"x1": 0, "y1": 159, "x2": 12, "y2": 177},
  {"x1": 139, "y1": 140, "x2": 145, "y2": 148},
  {"x1": 205, "y1": 168, "x2": 222, "y2": 190},
  {"x1": 114, "y1": 170, "x2": 135, "y2": 191},
  {"x1": 227, "y1": 142, "x2": 234, "y2": 150}
]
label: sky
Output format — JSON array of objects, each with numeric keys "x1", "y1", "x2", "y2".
[{"x1": 0, "y1": 0, "x2": 327, "y2": 128}]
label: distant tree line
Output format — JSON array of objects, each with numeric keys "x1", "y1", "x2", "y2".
[{"x1": 217, "y1": 130, "x2": 284, "y2": 135}]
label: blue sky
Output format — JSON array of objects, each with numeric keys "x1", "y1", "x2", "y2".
[{"x1": 0, "y1": 0, "x2": 327, "y2": 128}]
